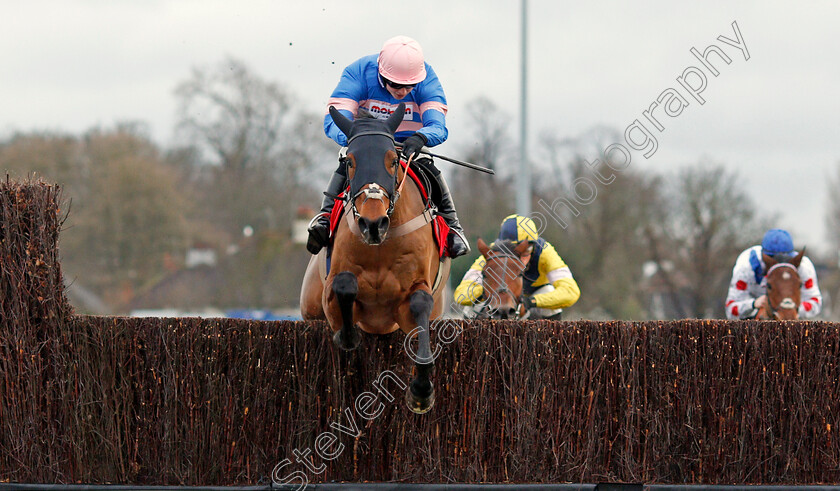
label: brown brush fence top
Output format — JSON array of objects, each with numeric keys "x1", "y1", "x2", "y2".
[
  {"x1": 2, "y1": 317, "x2": 839, "y2": 486},
  {"x1": 2, "y1": 179, "x2": 840, "y2": 487}
]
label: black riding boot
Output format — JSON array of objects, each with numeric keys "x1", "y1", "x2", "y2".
[
  {"x1": 306, "y1": 165, "x2": 347, "y2": 255},
  {"x1": 421, "y1": 161, "x2": 470, "y2": 258}
]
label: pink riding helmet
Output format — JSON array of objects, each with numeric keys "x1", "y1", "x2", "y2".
[{"x1": 378, "y1": 35, "x2": 427, "y2": 85}]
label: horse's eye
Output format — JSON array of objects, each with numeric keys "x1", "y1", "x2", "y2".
[{"x1": 767, "y1": 284, "x2": 773, "y2": 291}]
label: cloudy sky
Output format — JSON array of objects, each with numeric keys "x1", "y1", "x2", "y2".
[{"x1": 3, "y1": 1, "x2": 838, "y2": 256}]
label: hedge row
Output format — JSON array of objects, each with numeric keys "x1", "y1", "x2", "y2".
[
  {"x1": 0, "y1": 176, "x2": 70, "y2": 330},
  {"x1": 2, "y1": 317, "x2": 840, "y2": 485},
  {"x1": 1, "y1": 179, "x2": 839, "y2": 486}
]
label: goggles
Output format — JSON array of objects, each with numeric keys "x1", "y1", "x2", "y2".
[{"x1": 384, "y1": 78, "x2": 417, "y2": 90}]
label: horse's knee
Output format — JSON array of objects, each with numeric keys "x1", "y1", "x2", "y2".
[
  {"x1": 410, "y1": 290, "x2": 434, "y2": 320},
  {"x1": 332, "y1": 271, "x2": 358, "y2": 302}
]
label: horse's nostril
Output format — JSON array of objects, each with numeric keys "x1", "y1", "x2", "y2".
[
  {"x1": 358, "y1": 217, "x2": 370, "y2": 234},
  {"x1": 376, "y1": 216, "x2": 390, "y2": 236},
  {"x1": 358, "y1": 216, "x2": 389, "y2": 244},
  {"x1": 508, "y1": 307, "x2": 517, "y2": 317}
]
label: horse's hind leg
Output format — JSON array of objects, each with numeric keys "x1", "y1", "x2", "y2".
[
  {"x1": 331, "y1": 271, "x2": 361, "y2": 351},
  {"x1": 405, "y1": 289, "x2": 435, "y2": 414}
]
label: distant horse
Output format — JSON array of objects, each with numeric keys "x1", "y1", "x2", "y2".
[
  {"x1": 469, "y1": 238, "x2": 532, "y2": 320},
  {"x1": 755, "y1": 250, "x2": 805, "y2": 320},
  {"x1": 300, "y1": 103, "x2": 450, "y2": 414}
]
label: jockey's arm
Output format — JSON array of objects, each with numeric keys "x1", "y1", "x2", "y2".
[
  {"x1": 415, "y1": 106, "x2": 448, "y2": 146},
  {"x1": 324, "y1": 60, "x2": 365, "y2": 146},
  {"x1": 725, "y1": 264, "x2": 760, "y2": 319},
  {"x1": 453, "y1": 256, "x2": 486, "y2": 306},
  {"x1": 413, "y1": 65, "x2": 449, "y2": 147},
  {"x1": 531, "y1": 243, "x2": 580, "y2": 310},
  {"x1": 798, "y1": 257, "x2": 822, "y2": 318}
]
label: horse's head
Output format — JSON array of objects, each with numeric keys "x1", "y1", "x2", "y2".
[
  {"x1": 475, "y1": 238, "x2": 532, "y2": 320},
  {"x1": 329, "y1": 104, "x2": 405, "y2": 245},
  {"x1": 761, "y1": 249, "x2": 805, "y2": 320}
]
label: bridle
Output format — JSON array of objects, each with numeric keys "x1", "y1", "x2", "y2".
[
  {"x1": 475, "y1": 249, "x2": 528, "y2": 320},
  {"x1": 343, "y1": 133, "x2": 422, "y2": 224},
  {"x1": 763, "y1": 262, "x2": 801, "y2": 319},
  {"x1": 342, "y1": 131, "x2": 401, "y2": 222}
]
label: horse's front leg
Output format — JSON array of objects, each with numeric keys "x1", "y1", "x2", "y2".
[
  {"x1": 400, "y1": 289, "x2": 436, "y2": 414},
  {"x1": 326, "y1": 271, "x2": 362, "y2": 350}
]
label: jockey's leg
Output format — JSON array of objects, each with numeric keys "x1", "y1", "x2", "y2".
[
  {"x1": 416, "y1": 158, "x2": 470, "y2": 258},
  {"x1": 306, "y1": 158, "x2": 347, "y2": 255}
]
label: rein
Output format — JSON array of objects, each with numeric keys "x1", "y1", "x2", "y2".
[{"x1": 397, "y1": 154, "x2": 415, "y2": 195}]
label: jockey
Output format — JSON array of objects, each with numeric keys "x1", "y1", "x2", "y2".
[
  {"x1": 725, "y1": 228, "x2": 822, "y2": 319},
  {"x1": 306, "y1": 35, "x2": 469, "y2": 258},
  {"x1": 453, "y1": 214, "x2": 581, "y2": 318}
]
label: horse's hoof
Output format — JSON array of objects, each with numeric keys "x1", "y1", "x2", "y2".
[
  {"x1": 333, "y1": 328, "x2": 361, "y2": 351},
  {"x1": 405, "y1": 385, "x2": 435, "y2": 414}
]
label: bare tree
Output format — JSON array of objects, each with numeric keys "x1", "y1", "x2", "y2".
[
  {"x1": 448, "y1": 98, "x2": 518, "y2": 288},
  {"x1": 174, "y1": 57, "x2": 330, "y2": 239},
  {"x1": 460, "y1": 96, "x2": 513, "y2": 172},
  {"x1": 65, "y1": 127, "x2": 189, "y2": 308},
  {"x1": 0, "y1": 131, "x2": 85, "y2": 194},
  {"x1": 536, "y1": 160, "x2": 662, "y2": 319},
  {"x1": 174, "y1": 56, "x2": 293, "y2": 176},
  {"x1": 529, "y1": 126, "x2": 662, "y2": 319},
  {"x1": 649, "y1": 161, "x2": 774, "y2": 318}
]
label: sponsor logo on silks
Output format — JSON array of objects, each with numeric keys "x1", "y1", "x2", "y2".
[{"x1": 368, "y1": 103, "x2": 413, "y2": 117}]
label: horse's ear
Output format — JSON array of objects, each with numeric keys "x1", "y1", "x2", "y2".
[
  {"x1": 329, "y1": 106, "x2": 353, "y2": 138},
  {"x1": 477, "y1": 238, "x2": 490, "y2": 258},
  {"x1": 385, "y1": 102, "x2": 406, "y2": 134},
  {"x1": 514, "y1": 240, "x2": 531, "y2": 257},
  {"x1": 791, "y1": 248, "x2": 805, "y2": 268},
  {"x1": 762, "y1": 252, "x2": 778, "y2": 268}
]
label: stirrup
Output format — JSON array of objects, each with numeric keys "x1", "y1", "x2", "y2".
[{"x1": 307, "y1": 212, "x2": 330, "y2": 231}]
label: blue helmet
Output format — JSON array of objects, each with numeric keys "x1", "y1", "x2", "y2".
[{"x1": 761, "y1": 229, "x2": 794, "y2": 257}]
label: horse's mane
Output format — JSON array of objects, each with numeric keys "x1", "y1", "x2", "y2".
[{"x1": 355, "y1": 109, "x2": 378, "y2": 121}]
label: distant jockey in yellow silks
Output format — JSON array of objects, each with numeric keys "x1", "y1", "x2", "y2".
[{"x1": 453, "y1": 214, "x2": 581, "y2": 319}]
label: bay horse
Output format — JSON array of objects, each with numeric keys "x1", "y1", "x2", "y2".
[
  {"x1": 469, "y1": 238, "x2": 532, "y2": 320},
  {"x1": 756, "y1": 250, "x2": 805, "y2": 320},
  {"x1": 300, "y1": 103, "x2": 450, "y2": 414}
]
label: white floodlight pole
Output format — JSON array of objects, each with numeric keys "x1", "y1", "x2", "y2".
[{"x1": 517, "y1": 0, "x2": 531, "y2": 216}]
